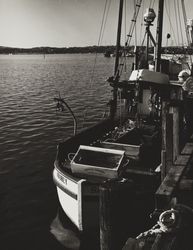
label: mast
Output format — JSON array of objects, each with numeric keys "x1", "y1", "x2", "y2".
[
  {"x1": 114, "y1": 0, "x2": 124, "y2": 76},
  {"x1": 155, "y1": 0, "x2": 164, "y2": 72},
  {"x1": 111, "y1": 0, "x2": 124, "y2": 118}
]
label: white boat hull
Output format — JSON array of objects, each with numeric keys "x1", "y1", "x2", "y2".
[{"x1": 53, "y1": 167, "x2": 99, "y2": 231}]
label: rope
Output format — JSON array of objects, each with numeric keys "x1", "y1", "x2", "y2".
[
  {"x1": 137, "y1": 204, "x2": 193, "y2": 241},
  {"x1": 68, "y1": 153, "x2": 75, "y2": 161},
  {"x1": 136, "y1": 209, "x2": 180, "y2": 239}
]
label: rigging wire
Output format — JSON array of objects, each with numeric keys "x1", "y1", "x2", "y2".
[
  {"x1": 124, "y1": 0, "x2": 127, "y2": 43},
  {"x1": 123, "y1": 0, "x2": 127, "y2": 79},
  {"x1": 177, "y1": 0, "x2": 184, "y2": 46},
  {"x1": 101, "y1": 0, "x2": 112, "y2": 45},
  {"x1": 151, "y1": 0, "x2": 155, "y2": 8},
  {"x1": 119, "y1": 90, "x2": 122, "y2": 127},
  {"x1": 181, "y1": 0, "x2": 191, "y2": 46},
  {"x1": 149, "y1": 0, "x2": 153, "y2": 8},
  {"x1": 133, "y1": 0, "x2": 138, "y2": 47},
  {"x1": 165, "y1": 1, "x2": 177, "y2": 46},
  {"x1": 174, "y1": 0, "x2": 180, "y2": 45},
  {"x1": 168, "y1": 0, "x2": 171, "y2": 42},
  {"x1": 85, "y1": 0, "x2": 111, "y2": 123},
  {"x1": 98, "y1": 0, "x2": 109, "y2": 46},
  {"x1": 139, "y1": 0, "x2": 145, "y2": 44},
  {"x1": 141, "y1": 31, "x2": 147, "y2": 47},
  {"x1": 181, "y1": 0, "x2": 193, "y2": 67},
  {"x1": 89, "y1": 0, "x2": 110, "y2": 88}
]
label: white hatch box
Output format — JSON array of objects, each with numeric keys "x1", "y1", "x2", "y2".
[{"x1": 70, "y1": 145, "x2": 126, "y2": 179}]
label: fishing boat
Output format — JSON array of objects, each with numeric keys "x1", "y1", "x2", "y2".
[
  {"x1": 52, "y1": 0, "x2": 193, "y2": 249},
  {"x1": 126, "y1": 52, "x2": 134, "y2": 57},
  {"x1": 104, "y1": 49, "x2": 112, "y2": 57}
]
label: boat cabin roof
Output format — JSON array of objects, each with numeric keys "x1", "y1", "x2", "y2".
[{"x1": 129, "y1": 69, "x2": 169, "y2": 85}]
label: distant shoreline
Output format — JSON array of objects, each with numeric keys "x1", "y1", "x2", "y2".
[{"x1": 0, "y1": 45, "x2": 192, "y2": 55}]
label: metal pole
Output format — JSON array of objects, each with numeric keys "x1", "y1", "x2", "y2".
[
  {"x1": 110, "y1": 0, "x2": 124, "y2": 119},
  {"x1": 114, "y1": 0, "x2": 124, "y2": 76},
  {"x1": 155, "y1": 0, "x2": 164, "y2": 72}
]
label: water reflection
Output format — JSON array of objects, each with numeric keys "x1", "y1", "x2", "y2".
[{"x1": 0, "y1": 54, "x2": 131, "y2": 249}]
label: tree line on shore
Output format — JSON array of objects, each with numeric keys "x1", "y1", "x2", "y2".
[{"x1": 0, "y1": 45, "x2": 192, "y2": 55}]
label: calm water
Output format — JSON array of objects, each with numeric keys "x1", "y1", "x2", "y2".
[{"x1": 0, "y1": 53, "x2": 131, "y2": 249}]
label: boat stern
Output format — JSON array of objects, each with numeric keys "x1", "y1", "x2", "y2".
[{"x1": 53, "y1": 163, "x2": 99, "y2": 231}]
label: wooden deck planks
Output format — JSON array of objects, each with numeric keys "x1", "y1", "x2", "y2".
[
  {"x1": 181, "y1": 143, "x2": 193, "y2": 155},
  {"x1": 155, "y1": 141, "x2": 193, "y2": 209}
]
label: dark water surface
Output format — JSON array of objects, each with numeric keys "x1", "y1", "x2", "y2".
[{"x1": 0, "y1": 54, "x2": 131, "y2": 249}]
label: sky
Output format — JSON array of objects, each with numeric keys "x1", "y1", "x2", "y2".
[{"x1": 0, "y1": 0, "x2": 192, "y2": 48}]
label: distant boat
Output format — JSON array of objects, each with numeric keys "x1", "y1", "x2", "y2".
[
  {"x1": 104, "y1": 50, "x2": 111, "y2": 57},
  {"x1": 126, "y1": 52, "x2": 134, "y2": 57}
]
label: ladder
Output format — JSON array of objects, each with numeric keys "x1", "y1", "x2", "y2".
[{"x1": 125, "y1": 0, "x2": 143, "y2": 47}]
